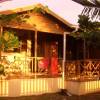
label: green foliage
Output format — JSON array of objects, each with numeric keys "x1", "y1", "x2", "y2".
[
  {"x1": 71, "y1": 15, "x2": 100, "y2": 47},
  {"x1": 15, "y1": 14, "x2": 27, "y2": 25},
  {"x1": 0, "y1": 14, "x2": 18, "y2": 26},
  {"x1": 87, "y1": 31, "x2": 100, "y2": 47},
  {"x1": 0, "y1": 31, "x2": 19, "y2": 51},
  {"x1": 0, "y1": 13, "x2": 25, "y2": 52},
  {"x1": 0, "y1": 13, "x2": 27, "y2": 26},
  {"x1": 0, "y1": 5, "x2": 49, "y2": 27},
  {"x1": 32, "y1": 7, "x2": 46, "y2": 14},
  {"x1": 78, "y1": 15, "x2": 91, "y2": 30}
]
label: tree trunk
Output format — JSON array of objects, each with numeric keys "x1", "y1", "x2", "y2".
[
  {"x1": 83, "y1": 38, "x2": 86, "y2": 60},
  {"x1": 87, "y1": 45, "x2": 90, "y2": 59}
]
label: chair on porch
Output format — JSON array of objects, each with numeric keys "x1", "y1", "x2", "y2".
[{"x1": 38, "y1": 58, "x2": 49, "y2": 73}]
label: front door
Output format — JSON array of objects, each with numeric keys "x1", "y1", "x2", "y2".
[{"x1": 44, "y1": 41, "x2": 58, "y2": 75}]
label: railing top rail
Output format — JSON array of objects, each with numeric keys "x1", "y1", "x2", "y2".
[{"x1": 66, "y1": 59, "x2": 100, "y2": 62}]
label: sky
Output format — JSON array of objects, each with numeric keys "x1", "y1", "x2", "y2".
[{"x1": 0, "y1": 0, "x2": 84, "y2": 25}]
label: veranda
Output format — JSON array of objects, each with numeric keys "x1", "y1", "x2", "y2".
[{"x1": 0, "y1": 56, "x2": 100, "y2": 96}]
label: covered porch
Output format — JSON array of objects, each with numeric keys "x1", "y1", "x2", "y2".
[{"x1": 0, "y1": 4, "x2": 73, "y2": 97}]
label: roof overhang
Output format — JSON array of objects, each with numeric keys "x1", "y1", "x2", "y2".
[{"x1": 0, "y1": 3, "x2": 76, "y2": 31}]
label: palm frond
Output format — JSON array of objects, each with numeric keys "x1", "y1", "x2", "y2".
[
  {"x1": 72, "y1": 0, "x2": 100, "y2": 20},
  {"x1": 72, "y1": 0, "x2": 100, "y2": 7}
]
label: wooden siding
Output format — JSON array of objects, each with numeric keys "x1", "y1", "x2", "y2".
[
  {"x1": 0, "y1": 4, "x2": 75, "y2": 34},
  {"x1": 7, "y1": 12, "x2": 71, "y2": 34}
]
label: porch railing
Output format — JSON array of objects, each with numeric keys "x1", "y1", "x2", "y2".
[
  {"x1": 0, "y1": 57, "x2": 100, "y2": 96},
  {"x1": 1, "y1": 55, "x2": 100, "y2": 81},
  {"x1": 0, "y1": 56, "x2": 64, "y2": 96},
  {"x1": 0, "y1": 56, "x2": 63, "y2": 78},
  {"x1": 65, "y1": 59, "x2": 100, "y2": 81}
]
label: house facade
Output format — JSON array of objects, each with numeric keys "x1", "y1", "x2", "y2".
[{"x1": 0, "y1": 4, "x2": 75, "y2": 74}]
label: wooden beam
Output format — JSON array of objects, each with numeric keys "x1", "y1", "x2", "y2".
[
  {"x1": 34, "y1": 30, "x2": 38, "y2": 73},
  {"x1": 0, "y1": 26, "x2": 3, "y2": 57},
  {"x1": 62, "y1": 32, "x2": 70, "y2": 88}
]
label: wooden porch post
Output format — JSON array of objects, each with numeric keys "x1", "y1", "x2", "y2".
[
  {"x1": 34, "y1": 30, "x2": 38, "y2": 73},
  {"x1": 0, "y1": 26, "x2": 3, "y2": 58},
  {"x1": 27, "y1": 40, "x2": 31, "y2": 57},
  {"x1": 62, "y1": 32, "x2": 69, "y2": 88}
]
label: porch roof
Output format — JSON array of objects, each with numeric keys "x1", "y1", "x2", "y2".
[{"x1": 0, "y1": 3, "x2": 76, "y2": 34}]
